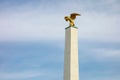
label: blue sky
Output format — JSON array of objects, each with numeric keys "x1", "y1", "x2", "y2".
[{"x1": 0, "y1": 0, "x2": 120, "y2": 80}]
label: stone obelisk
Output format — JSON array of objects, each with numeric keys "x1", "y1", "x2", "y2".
[
  {"x1": 64, "y1": 26, "x2": 79, "y2": 80},
  {"x1": 64, "y1": 13, "x2": 80, "y2": 80}
]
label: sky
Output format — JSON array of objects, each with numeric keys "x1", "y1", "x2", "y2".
[{"x1": 0, "y1": 0, "x2": 120, "y2": 80}]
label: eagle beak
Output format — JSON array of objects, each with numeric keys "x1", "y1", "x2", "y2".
[
  {"x1": 64, "y1": 16, "x2": 68, "y2": 21},
  {"x1": 65, "y1": 19, "x2": 68, "y2": 21}
]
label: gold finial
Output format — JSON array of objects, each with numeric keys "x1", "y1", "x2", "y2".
[{"x1": 64, "y1": 13, "x2": 81, "y2": 27}]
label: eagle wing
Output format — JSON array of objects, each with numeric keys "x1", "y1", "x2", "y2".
[{"x1": 70, "y1": 13, "x2": 81, "y2": 20}]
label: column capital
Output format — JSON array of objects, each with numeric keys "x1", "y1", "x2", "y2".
[{"x1": 65, "y1": 26, "x2": 78, "y2": 30}]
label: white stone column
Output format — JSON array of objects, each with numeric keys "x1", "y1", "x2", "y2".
[{"x1": 64, "y1": 26, "x2": 79, "y2": 80}]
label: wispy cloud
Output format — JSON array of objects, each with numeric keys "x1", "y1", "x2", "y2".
[
  {"x1": 0, "y1": 0, "x2": 119, "y2": 42},
  {"x1": 91, "y1": 49, "x2": 120, "y2": 60},
  {"x1": 0, "y1": 70, "x2": 43, "y2": 80},
  {"x1": 79, "y1": 13, "x2": 120, "y2": 42},
  {"x1": 0, "y1": 69, "x2": 62, "y2": 80},
  {"x1": 0, "y1": 1, "x2": 120, "y2": 80}
]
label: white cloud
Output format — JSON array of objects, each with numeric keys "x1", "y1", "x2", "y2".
[
  {"x1": 0, "y1": 70, "x2": 43, "y2": 80},
  {"x1": 0, "y1": 0, "x2": 119, "y2": 42},
  {"x1": 89, "y1": 48, "x2": 120, "y2": 61},
  {"x1": 82, "y1": 75, "x2": 120, "y2": 80},
  {"x1": 79, "y1": 12, "x2": 120, "y2": 42},
  {"x1": 93, "y1": 49, "x2": 120, "y2": 57},
  {"x1": 0, "y1": 69, "x2": 62, "y2": 80}
]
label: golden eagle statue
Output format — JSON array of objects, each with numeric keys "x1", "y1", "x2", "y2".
[{"x1": 64, "y1": 13, "x2": 81, "y2": 27}]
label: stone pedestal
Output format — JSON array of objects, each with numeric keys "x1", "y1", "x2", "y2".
[{"x1": 64, "y1": 26, "x2": 79, "y2": 80}]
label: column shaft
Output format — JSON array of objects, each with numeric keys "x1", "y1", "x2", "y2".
[{"x1": 64, "y1": 27, "x2": 79, "y2": 80}]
